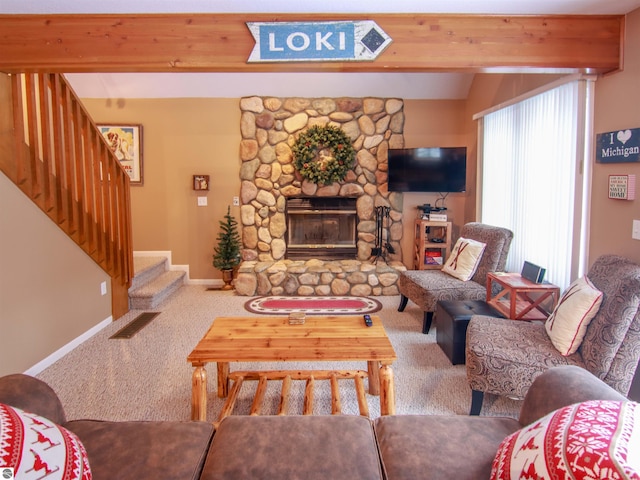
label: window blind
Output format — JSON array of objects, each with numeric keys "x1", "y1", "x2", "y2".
[{"x1": 477, "y1": 78, "x2": 594, "y2": 290}]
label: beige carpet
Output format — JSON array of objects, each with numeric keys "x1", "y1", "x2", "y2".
[{"x1": 36, "y1": 286, "x2": 522, "y2": 422}]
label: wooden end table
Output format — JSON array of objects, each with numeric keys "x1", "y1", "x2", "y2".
[
  {"x1": 187, "y1": 315, "x2": 397, "y2": 421},
  {"x1": 486, "y1": 272, "x2": 560, "y2": 321}
]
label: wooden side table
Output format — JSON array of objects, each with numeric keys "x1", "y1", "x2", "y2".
[{"x1": 486, "y1": 272, "x2": 560, "y2": 321}]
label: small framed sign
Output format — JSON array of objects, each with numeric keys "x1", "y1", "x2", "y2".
[
  {"x1": 608, "y1": 174, "x2": 636, "y2": 200},
  {"x1": 596, "y1": 128, "x2": 640, "y2": 163},
  {"x1": 193, "y1": 175, "x2": 210, "y2": 191}
]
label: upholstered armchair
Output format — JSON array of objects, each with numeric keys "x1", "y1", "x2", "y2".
[
  {"x1": 397, "y1": 222, "x2": 513, "y2": 333},
  {"x1": 466, "y1": 254, "x2": 640, "y2": 415}
]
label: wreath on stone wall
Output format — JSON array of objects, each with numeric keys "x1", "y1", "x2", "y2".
[{"x1": 292, "y1": 125, "x2": 356, "y2": 185}]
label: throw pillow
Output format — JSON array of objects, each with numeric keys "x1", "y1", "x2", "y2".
[
  {"x1": 0, "y1": 403, "x2": 92, "y2": 479},
  {"x1": 545, "y1": 276, "x2": 603, "y2": 355},
  {"x1": 491, "y1": 400, "x2": 640, "y2": 480},
  {"x1": 442, "y1": 237, "x2": 486, "y2": 281}
]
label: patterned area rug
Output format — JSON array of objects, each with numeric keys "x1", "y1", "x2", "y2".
[{"x1": 244, "y1": 296, "x2": 383, "y2": 315}]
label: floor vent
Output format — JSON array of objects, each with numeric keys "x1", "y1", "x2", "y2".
[{"x1": 110, "y1": 312, "x2": 160, "y2": 339}]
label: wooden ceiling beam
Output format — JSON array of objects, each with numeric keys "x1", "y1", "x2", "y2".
[{"x1": 0, "y1": 13, "x2": 624, "y2": 74}]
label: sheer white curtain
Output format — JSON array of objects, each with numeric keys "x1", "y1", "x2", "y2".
[{"x1": 477, "y1": 77, "x2": 594, "y2": 290}]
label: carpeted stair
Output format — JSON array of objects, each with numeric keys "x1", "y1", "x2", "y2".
[{"x1": 129, "y1": 256, "x2": 185, "y2": 309}]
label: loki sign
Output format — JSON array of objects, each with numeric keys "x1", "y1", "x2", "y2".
[{"x1": 246, "y1": 21, "x2": 392, "y2": 63}]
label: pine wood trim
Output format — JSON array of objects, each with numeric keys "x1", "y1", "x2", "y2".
[
  {"x1": 0, "y1": 72, "x2": 134, "y2": 319},
  {"x1": 0, "y1": 13, "x2": 624, "y2": 74}
]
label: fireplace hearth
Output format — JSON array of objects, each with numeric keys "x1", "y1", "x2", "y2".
[{"x1": 285, "y1": 197, "x2": 357, "y2": 260}]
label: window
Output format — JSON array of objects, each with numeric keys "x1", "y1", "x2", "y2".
[{"x1": 475, "y1": 76, "x2": 595, "y2": 289}]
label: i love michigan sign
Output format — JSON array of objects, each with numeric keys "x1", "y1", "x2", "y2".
[
  {"x1": 246, "y1": 21, "x2": 392, "y2": 63},
  {"x1": 596, "y1": 128, "x2": 640, "y2": 163}
]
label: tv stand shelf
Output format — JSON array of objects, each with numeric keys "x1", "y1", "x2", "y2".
[{"x1": 413, "y1": 219, "x2": 452, "y2": 270}]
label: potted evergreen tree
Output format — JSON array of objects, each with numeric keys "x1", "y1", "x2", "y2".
[{"x1": 213, "y1": 206, "x2": 242, "y2": 290}]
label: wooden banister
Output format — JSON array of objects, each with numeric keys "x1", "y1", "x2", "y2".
[{"x1": 0, "y1": 72, "x2": 133, "y2": 319}]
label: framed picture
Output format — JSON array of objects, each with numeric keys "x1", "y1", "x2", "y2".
[
  {"x1": 193, "y1": 175, "x2": 210, "y2": 190},
  {"x1": 98, "y1": 124, "x2": 143, "y2": 185}
]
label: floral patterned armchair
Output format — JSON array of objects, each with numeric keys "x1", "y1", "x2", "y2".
[
  {"x1": 466, "y1": 254, "x2": 640, "y2": 415},
  {"x1": 397, "y1": 222, "x2": 513, "y2": 333}
]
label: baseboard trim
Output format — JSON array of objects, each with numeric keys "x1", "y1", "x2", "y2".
[
  {"x1": 24, "y1": 316, "x2": 113, "y2": 376},
  {"x1": 188, "y1": 278, "x2": 224, "y2": 287}
]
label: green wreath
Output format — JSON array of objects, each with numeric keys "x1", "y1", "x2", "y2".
[{"x1": 292, "y1": 125, "x2": 356, "y2": 185}]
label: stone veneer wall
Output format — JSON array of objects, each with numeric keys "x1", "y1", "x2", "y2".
[{"x1": 235, "y1": 96, "x2": 407, "y2": 296}]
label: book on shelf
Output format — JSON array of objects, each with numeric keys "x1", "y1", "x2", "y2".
[{"x1": 424, "y1": 249, "x2": 443, "y2": 265}]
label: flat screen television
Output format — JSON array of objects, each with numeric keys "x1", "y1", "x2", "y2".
[{"x1": 387, "y1": 147, "x2": 467, "y2": 193}]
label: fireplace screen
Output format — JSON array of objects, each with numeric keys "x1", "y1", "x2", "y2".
[{"x1": 286, "y1": 197, "x2": 357, "y2": 259}]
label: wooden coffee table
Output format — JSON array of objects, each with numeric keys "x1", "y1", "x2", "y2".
[{"x1": 187, "y1": 315, "x2": 397, "y2": 421}]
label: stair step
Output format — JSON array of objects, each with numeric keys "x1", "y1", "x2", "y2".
[
  {"x1": 129, "y1": 270, "x2": 186, "y2": 310},
  {"x1": 130, "y1": 256, "x2": 167, "y2": 292}
]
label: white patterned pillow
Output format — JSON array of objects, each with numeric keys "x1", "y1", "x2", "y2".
[
  {"x1": 442, "y1": 237, "x2": 486, "y2": 281},
  {"x1": 545, "y1": 276, "x2": 603, "y2": 355},
  {"x1": 491, "y1": 400, "x2": 640, "y2": 480},
  {"x1": 0, "y1": 403, "x2": 92, "y2": 480}
]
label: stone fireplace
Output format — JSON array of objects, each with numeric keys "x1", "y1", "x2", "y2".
[{"x1": 234, "y1": 96, "x2": 407, "y2": 296}]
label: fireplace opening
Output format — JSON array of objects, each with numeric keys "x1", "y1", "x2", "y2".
[{"x1": 285, "y1": 197, "x2": 358, "y2": 260}]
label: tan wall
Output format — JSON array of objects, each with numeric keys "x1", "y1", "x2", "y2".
[
  {"x1": 83, "y1": 97, "x2": 470, "y2": 272},
  {"x1": 0, "y1": 172, "x2": 111, "y2": 376},
  {"x1": 590, "y1": 8, "x2": 640, "y2": 265},
  {"x1": 82, "y1": 98, "x2": 243, "y2": 280},
  {"x1": 400, "y1": 99, "x2": 468, "y2": 265}
]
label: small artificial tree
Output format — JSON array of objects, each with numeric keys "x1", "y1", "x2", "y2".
[{"x1": 213, "y1": 206, "x2": 241, "y2": 288}]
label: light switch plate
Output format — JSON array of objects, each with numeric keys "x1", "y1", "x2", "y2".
[
  {"x1": 197, "y1": 197, "x2": 207, "y2": 206},
  {"x1": 633, "y1": 220, "x2": 640, "y2": 240},
  {"x1": 233, "y1": 196, "x2": 240, "y2": 206}
]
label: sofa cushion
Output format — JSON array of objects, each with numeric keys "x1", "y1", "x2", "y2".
[
  {"x1": 375, "y1": 415, "x2": 519, "y2": 480},
  {"x1": 491, "y1": 400, "x2": 640, "y2": 480},
  {"x1": 442, "y1": 237, "x2": 486, "y2": 281},
  {"x1": 201, "y1": 415, "x2": 383, "y2": 480},
  {"x1": 0, "y1": 403, "x2": 92, "y2": 480},
  {"x1": 65, "y1": 419, "x2": 214, "y2": 480},
  {"x1": 545, "y1": 276, "x2": 603, "y2": 356},
  {"x1": 399, "y1": 270, "x2": 486, "y2": 311}
]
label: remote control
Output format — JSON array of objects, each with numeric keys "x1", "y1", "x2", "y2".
[{"x1": 364, "y1": 314, "x2": 373, "y2": 327}]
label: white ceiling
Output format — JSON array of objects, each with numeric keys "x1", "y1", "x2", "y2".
[
  {"x1": 5, "y1": 0, "x2": 640, "y2": 100},
  {"x1": 3, "y1": 0, "x2": 640, "y2": 15}
]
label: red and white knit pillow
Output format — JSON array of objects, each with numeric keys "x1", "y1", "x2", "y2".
[
  {"x1": 492, "y1": 400, "x2": 640, "y2": 480},
  {"x1": 0, "y1": 403, "x2": 91, "y2": 480}
]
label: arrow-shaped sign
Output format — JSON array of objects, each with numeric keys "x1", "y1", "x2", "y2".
[{"x1": 246, "y1": 21, "x2": 392, "y2": 63}]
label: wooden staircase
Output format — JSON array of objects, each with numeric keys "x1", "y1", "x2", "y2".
[{"x1": 0, "y1": 72, "x2": 133, "y2": 319}]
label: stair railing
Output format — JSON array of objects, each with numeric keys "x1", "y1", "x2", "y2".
[{"x1": 0, "y1": 72, "x2": 133, "y2": 318}]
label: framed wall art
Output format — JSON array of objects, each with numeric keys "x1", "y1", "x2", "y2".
[
  {"x1": 193, "y1": 175, "x2": 210, "y2": 191},
  {"x1": 98, "y1": 124, "x2": 144, "y2": 185}
]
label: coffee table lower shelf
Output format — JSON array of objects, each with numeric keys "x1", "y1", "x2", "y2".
[{"x1": 213, "y1": 369, "x2": 371, "y2": 427}]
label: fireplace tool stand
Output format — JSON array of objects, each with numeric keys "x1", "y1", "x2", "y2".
[{"x1": 370, "y1": 206, "x2": 395, "y2": 264}]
